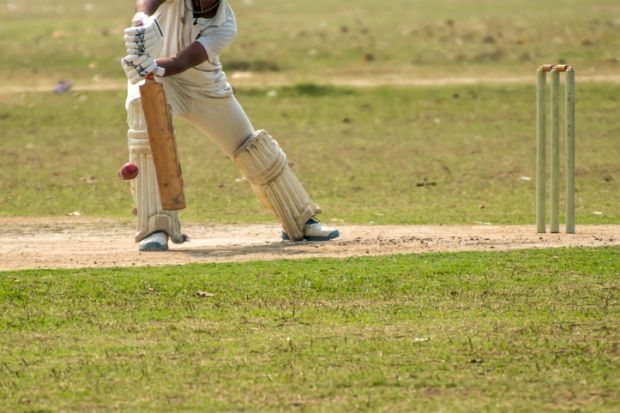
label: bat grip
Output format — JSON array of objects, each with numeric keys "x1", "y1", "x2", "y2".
[{"x1": 145, "y1": 73, "x2": 155, "y2": 81}]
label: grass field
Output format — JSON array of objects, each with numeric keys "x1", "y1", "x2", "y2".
[
  {"x1": 1, "y1": 248, "x2": 619, "y2": 412},
  {"x1": 1, "y1": 0, "x2": 620, "y2": 86},
  {"x1": 0, "y1": 83, "x2": 618, "y2": 224},
  {"x1": 1, "y1": 0, "x2": 619, "y2": 411}
]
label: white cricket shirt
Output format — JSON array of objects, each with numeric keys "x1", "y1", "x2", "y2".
[{"x1": 126, "y1": 0, "x2": 236, "y2": 105}]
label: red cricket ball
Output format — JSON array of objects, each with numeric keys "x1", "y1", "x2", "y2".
[{"x1": 118, "y1": 162, "x2": 139, "y2": 180}]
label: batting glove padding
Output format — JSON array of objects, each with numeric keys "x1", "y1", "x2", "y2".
[
  {"x1": 121, "y1": 54, "x2": 165, "y2": 84},
  {"x1": 124, "y1": 15, "x2": 164, "y2": 56}
]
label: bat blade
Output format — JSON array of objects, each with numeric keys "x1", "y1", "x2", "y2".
[{"x1": 139, "y1": 77, "x2": 186, "y2": 210}]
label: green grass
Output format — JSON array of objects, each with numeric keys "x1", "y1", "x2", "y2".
[
  {"x1": 1, "y1": 0, "x2": 620, "y2": 86},
  {"x1": 1, "y1": 83, "x2": 618, "y2": 225},
  {"x1": 1, "y1": 247, "x2": 619, "y2": 412}
]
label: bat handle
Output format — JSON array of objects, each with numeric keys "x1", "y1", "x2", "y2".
[{"x1": 145, "y1": 73, "x2": 155, "y2": 82}]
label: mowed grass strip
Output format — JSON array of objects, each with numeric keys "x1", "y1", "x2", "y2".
[
  {"x1": 0, "y1": 248, "x2": 619, "y2": 412},
  {"x1": 0, "y1": 83, "x2": 618, "y2": 224}
]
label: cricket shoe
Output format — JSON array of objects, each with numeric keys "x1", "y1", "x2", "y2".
[
  {"x1": 282, "y1": 218, "x2": 340, "y2": 242},
  {"x1": 138, "y1": 231, "x2": 169, "y2": 252}
]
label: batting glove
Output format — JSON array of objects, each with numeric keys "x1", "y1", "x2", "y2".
[
  {"x1": 121, "y1": 54, "x2": 165, "y2": 84},
  {"x1": 123, "y1": 13, "x2": 164, "y2": 56}
]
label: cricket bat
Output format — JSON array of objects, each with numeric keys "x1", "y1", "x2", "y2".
[{"x1": 139, "y1": 75, "x2": 186, "y2": 210}]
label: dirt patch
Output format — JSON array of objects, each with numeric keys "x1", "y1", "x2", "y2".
[{"x1": 1, "y1": 217, "x2": 618, "y2": 271}]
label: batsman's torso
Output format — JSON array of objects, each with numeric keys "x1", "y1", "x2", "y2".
[{"x1": 127, "y1": 0, "x2": 234, "y2": 107}]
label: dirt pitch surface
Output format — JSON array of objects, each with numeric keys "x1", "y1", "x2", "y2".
[{"x1": 1, "y1": 217, "x2": 618, "y2": 271}]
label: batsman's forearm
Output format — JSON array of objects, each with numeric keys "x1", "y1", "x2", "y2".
[
  {"x1": 156, "y1": 56, "x2": 186, "y2": 77},
  {"x1": 135, "y1": 0, "x2": 167, "y2": 15},
  {"x1": 156, "y1": 41, "x2": 209, "y2": 77}
]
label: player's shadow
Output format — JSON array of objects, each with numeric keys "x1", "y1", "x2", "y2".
[{"x1": 174, "y1": 239, "x2": 324, "y2": 259}]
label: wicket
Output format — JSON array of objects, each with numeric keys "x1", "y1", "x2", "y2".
[{"x1": 536, "y1": 64, "x2": 576, "y2": 234}]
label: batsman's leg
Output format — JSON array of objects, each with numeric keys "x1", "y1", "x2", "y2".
[
  {"x1": 234, "y1": 130, "x2": 338, "y2": 241},
  {"x1": 127, "y1": 98, "x2": 186, "y2": 250},
  {"x1": 186, "y1": 95, "x2": 339, "y2": 242}
]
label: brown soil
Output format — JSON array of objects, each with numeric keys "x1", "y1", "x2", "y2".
[{"x1": 1, "y1": 217, "x2": 618, "y2": 271}]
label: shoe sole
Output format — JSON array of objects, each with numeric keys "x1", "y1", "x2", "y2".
[
  {"x1": 139, "y1": 242, "x2": 169, "y2": 252},
  {"x1": 282, "y1": 230, "x2": 340, "y2": 242}
]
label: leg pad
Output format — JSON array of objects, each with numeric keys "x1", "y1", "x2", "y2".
[
  {"x1": 234, "y1": 130, "x2": 320, "y2": 241},
  {"x1": 127, "y1": 99, "x2": 185, "y2": 243}
]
